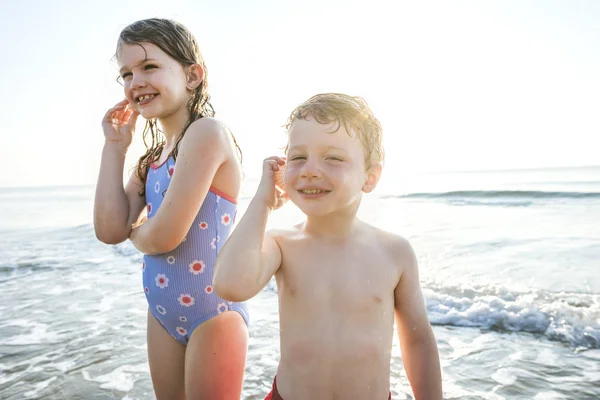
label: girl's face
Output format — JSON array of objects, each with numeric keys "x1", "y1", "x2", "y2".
[{"x1": 117, "y1": 42, "x2": 191, "y2": 121}]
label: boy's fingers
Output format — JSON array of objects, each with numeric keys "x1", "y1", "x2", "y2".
[
  {"x1": 275, "y1": 156, "x2": 286, "y2": 166},
  {"x1": 263, "y1": 158, "x2": 280, "y2": 172},
  {"x1": 264, "y1": 156, "x2": 286, "y2": 166}
]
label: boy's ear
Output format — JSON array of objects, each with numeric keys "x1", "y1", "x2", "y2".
[
  {"x1": 362, "y1": 163, "x2": 382, "y2": 193},
  {"x1": 186, "y1": 64, "x2": 204, "y2": 91}
]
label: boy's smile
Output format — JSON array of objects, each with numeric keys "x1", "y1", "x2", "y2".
[
  {"x1": 297, "y1": 187, "x2": 332, "y2": 199},
  {"x1": 284, "y1": 117, "x2": 371, "y2": 216}
]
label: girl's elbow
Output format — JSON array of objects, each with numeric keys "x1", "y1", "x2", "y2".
[
  {"x1": 158, "y1": 242, "x2": 178, "y2": 255},
  {"x1": 159, "y1": 231, "x2": 186, "y2": 254},
  {"x1": 94, "y1": 227, "x2": 126, "y2": 245},
  {"x1": 142, "y1": 231, "x2": 181, "y2": 255}
]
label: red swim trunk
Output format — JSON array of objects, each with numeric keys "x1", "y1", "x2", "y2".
[{"x1": 265, "y1": 377, "x2": 392, "y2": 399}]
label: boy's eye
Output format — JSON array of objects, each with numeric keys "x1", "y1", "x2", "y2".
[
  {"x1": 327, "y1": 156, "x2": 343, "y2": 161},
  {"x1": 121, "y1": 72, "x2": 132, "y2": 80},
  {"x1": 290, "y1": 156, "x2": 306, "y2": 161}
]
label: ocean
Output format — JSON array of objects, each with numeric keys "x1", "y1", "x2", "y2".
[{"x1": 1, "y1": 166, "x2": 599, "y2": 399}]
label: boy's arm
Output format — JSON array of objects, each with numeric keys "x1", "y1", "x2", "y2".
[
  {"x1": 213, "y1": 156, "x2": 287, "y2": 302},
  {"x1": 394, "y1": 237, "x2": 443, "y2": 400},
  {"x1": 213, "y1": 201, "x2": 282, "y2": 302}
]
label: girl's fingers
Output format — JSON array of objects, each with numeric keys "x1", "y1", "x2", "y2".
[
  {"x1": 103, "y1": 100, "x2": 129, "y2": 120},
  {"x1": 104, "y1": 106, "x2": 126, "y2": 122},
  {"x1": 126, "y1": 108, "x2": 140, "y2": 128},
  {"x1": 121, "y1": 107, "x2": 133, "y2": 124},
  {"x1": 104, "y1": 106, "x2": 122, "y2": 121}
]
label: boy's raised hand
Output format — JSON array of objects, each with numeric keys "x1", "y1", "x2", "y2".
[
  {"x1": 101, "y1": 99, "x2": 140, "y2": 152},
  {"x1": 258, "y1": 156, "x2": 288, "y2": 211}
]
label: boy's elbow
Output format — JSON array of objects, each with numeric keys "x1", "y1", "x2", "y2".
[{"x1": 213, "y1": 279, "x2": 252, "y2": 303}]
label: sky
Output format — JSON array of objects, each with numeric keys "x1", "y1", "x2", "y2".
[{"x1": 0, "y1": 0, "x2": 598, "y2": 188}]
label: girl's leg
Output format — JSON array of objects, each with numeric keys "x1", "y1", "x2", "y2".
[
  {"x1": 184, "y1": 311, "x2": 249, "y2": 400},
  {"x1": 147, "y1": 309, "x2": 186, "y2": 400}
]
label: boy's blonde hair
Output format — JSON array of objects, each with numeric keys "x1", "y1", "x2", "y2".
[{"x1": 285, "y1": 93, "x2": 384, "y2": 168}]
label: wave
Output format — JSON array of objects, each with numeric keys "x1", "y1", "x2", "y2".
[
  {"x1": 5, "y1": 220, "x2": 599, "y2": 349},
  {"x1": 0, "y1": 224, "x2": 115, "y2": 280},
  {"x1": 384, "y1": 190, "x2": 600, "y2": 201},
  {"x1": 378, "y1": 190, "x2": 600, "y2": 207},
  {"x1": 424, "y1": 285, "x2": 600, "y2": 350},
  {"x1": 262, "y1": 282, "x2": 600, "y2": 349}
]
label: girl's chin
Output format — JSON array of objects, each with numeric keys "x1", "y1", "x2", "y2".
[{"x1": 138, "y1": 108, "x2": 160, "y2": 120}]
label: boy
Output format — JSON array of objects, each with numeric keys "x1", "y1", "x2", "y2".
[{"x1": 213, "y1": 93, "x2": 442, "y2": 399}]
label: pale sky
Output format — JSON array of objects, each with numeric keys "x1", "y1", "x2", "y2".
[{"x1": 1, "y1": 0, "x2": 598, "y2": 188}]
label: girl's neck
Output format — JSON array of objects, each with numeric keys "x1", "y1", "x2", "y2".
[{"x1": 158, "y1": 106, "x2": 191, "y2": 145}]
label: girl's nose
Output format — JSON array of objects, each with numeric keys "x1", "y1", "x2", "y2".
[{"x1": 130, "y1": 73, "x2": 147, "y2": 89}]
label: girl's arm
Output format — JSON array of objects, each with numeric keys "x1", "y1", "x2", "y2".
[
  {"x1": 93, "y1": 143, "x2": 145, "y2": 244},
  {"x1": 94, "y1": 100, "x2": 145, "y2": 244},
  {"x1": 128, "y1": 118, "x2": 230, "y2": 255}
]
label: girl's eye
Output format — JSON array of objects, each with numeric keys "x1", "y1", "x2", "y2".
[
  {"x1": 327, "y1": 156, "x2": 343, "y2": 161},
  {"x1": 290, "y1": 156, "x2": 306, "y2": 161},
  {"x1": 144, "y1": 64, "x2": 157, "y2": 70},
  {"x1": 121, "y1": 72, "x2": 132, "y2": 80}
]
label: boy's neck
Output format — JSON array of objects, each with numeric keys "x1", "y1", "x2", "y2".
[{"x1": 303, "y1": 203, "x2": 362, "y2": 238}]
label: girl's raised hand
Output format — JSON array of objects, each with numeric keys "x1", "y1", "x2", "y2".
[{"x1": 101, "y1": 100, "x2": 140, "y2": 151}]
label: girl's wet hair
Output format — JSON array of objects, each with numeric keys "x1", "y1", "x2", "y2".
[{"x1": 116, "y1": 18, "x2": 242, "y2": 195}]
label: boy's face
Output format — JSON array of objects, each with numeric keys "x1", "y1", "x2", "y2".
[{"x1": 285, "y1": 117, "x2": 381, "y2": 217}]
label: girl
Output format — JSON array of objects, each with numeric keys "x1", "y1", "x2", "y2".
[{"x1": 93, "y1": 18, "x2": 249, "y2": 400}]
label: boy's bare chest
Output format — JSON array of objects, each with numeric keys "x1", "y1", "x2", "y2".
[{"x1": 279, "y1": 240, "x2": 398, "y2": 308}]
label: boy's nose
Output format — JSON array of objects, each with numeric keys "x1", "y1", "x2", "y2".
[{"x1": 300, "y1": 160, "x2": 321, "y2": 179}]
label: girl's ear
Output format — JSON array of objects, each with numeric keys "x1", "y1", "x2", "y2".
[{"x1": 186, "y1": 64, "x2": 204, "y2": 90}]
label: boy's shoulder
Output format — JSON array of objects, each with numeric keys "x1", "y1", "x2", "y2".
[
  {"x1": 360, "y1": 222, "x2": 416, "y2": 263},
  {"x1": 266, "y1": 224, "x2": 304, "y2": 241}
]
